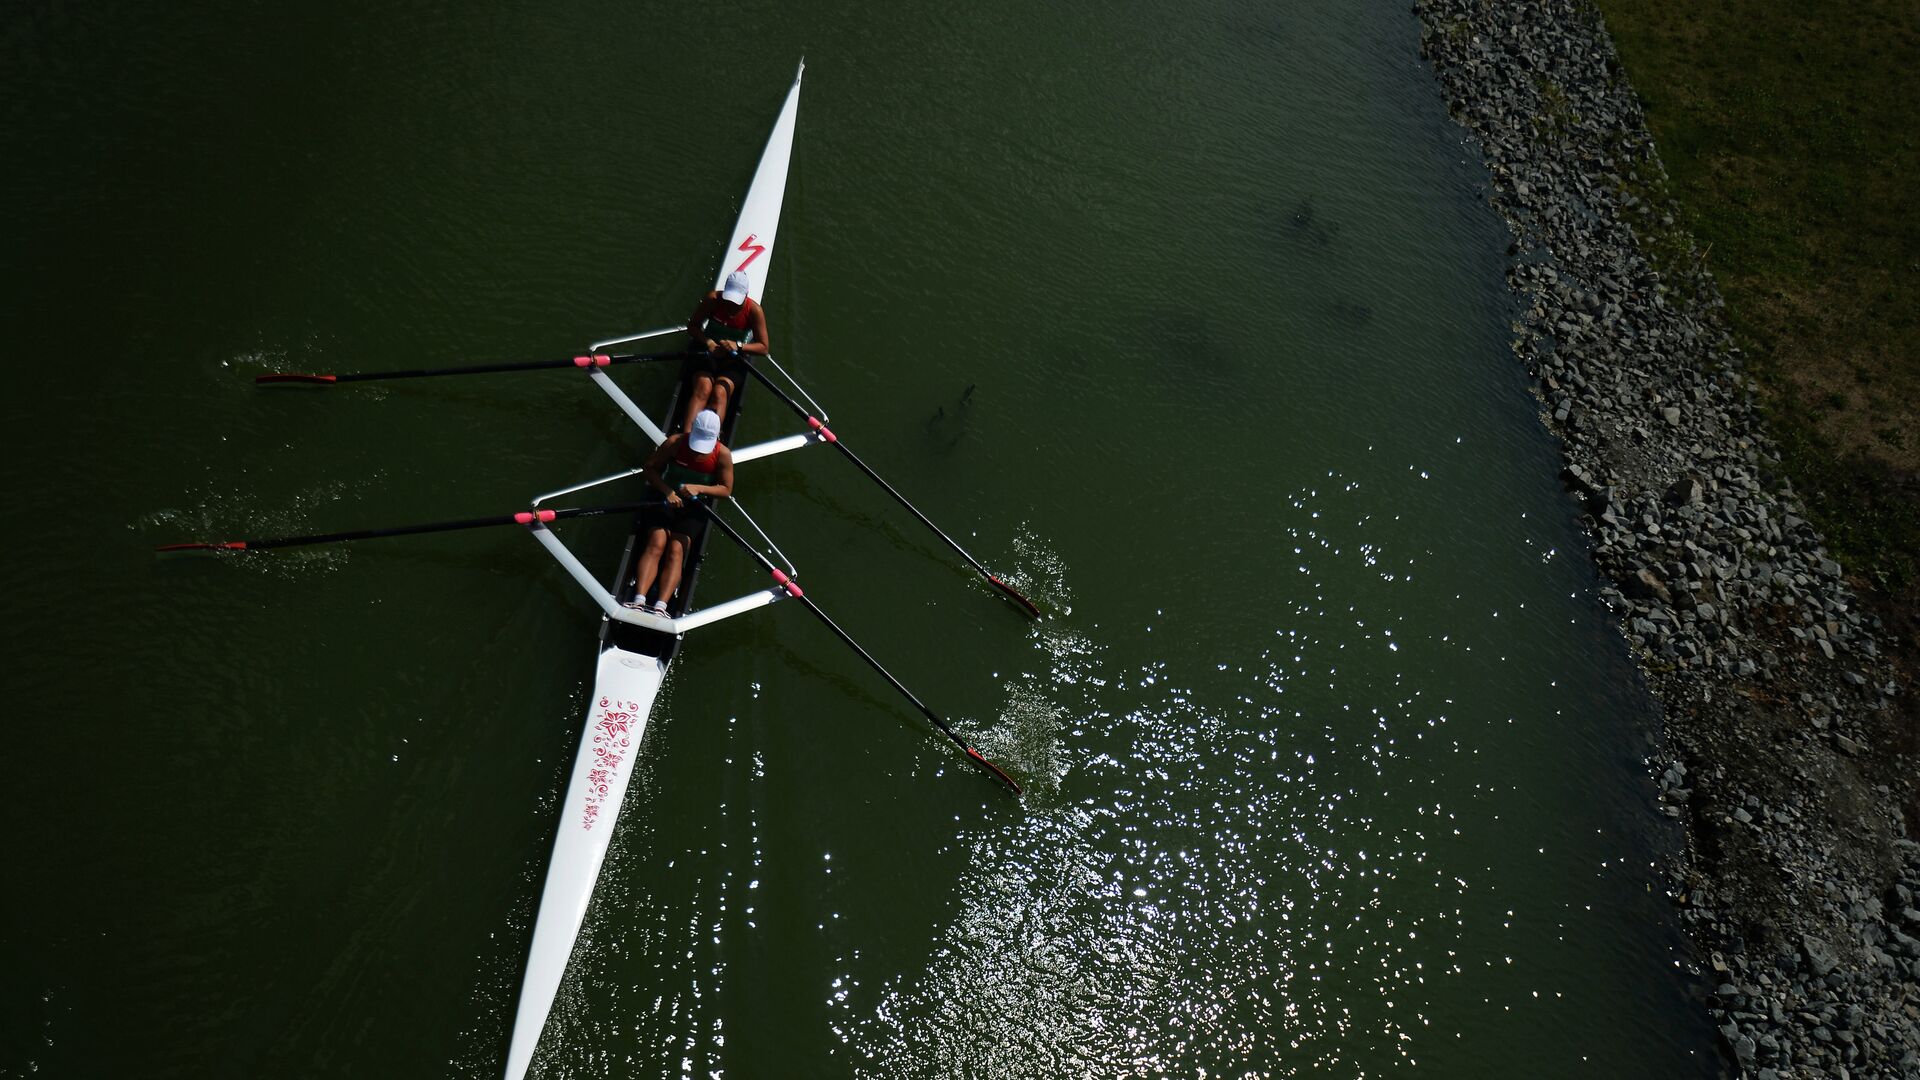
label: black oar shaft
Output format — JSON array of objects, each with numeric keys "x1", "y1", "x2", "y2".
[
  {"x1": 157, "y1": 500, "x2": 653, "y2": 552},
  {"x1": 699, "y1": 504, "x2": 1022, "y2": 795},
  {"x1": 239, "y1": 512, "x2": 537, "y2": 550},
  {"x1": 336, "y1": 358, "x2": 588, "y2": 382},
  {"x1": 739, "y1": 360, "x2": 1042, "y2": 619},
  {"x1": 256, "y1": 350, "x2": 687, "y2": 385}
]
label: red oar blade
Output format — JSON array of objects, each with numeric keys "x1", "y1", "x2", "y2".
[
  {"x1": 254, "y1": 373, "x2": 338, "y2": 385},
  {"x1": 963, "y1": 746, "x2": 1024, "y2": 795},
  {"x1": 988, "y1": 575, "x2": 1043, "y2": 619}
]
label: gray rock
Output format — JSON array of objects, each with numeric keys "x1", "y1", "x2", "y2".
[
  {"x1": 1622, "y1": 567, "x2": 1673, "y2": 605},
  {"x1": 1664, "y1": 476, "x2": 1704, "y2": 506},
  {"x1": 1803, "y1": 935, "x2": 1839, "y2": 977}
]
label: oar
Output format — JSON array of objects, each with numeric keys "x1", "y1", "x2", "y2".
[
  {"x1": 156, "y1": 500, "x2": 657, "y2": 552},
  {"x1": 738, "y1": 358, "x2": 1043, "y2": 619},
  {"x1": 254, "y1": 350, "x2": 687, "y2": 385},
  {"x1": 698, "y1": 501, "x2": 1024, "y2": 795}
]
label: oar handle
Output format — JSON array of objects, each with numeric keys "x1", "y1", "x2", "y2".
[
  {"x1": 697, "y1": 502, "x2": 1022, "y2": 795},
  {"x1": 256, "y1": 350, "x2": 689, "y2": 385},
  {"x1": 738, "y1": 359, "x2": 1043, "y2": 619}
]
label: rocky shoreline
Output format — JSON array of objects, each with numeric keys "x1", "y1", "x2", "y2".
[{"x1": 1411, "y1": 1, "x2": 1920, "y2": 1075}]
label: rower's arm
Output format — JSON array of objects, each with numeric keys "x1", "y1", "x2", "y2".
[
  {"x1": 639, "y1": 437, "x2": 678, "y2": 497},
  {"x1": 737, "y1": 301, "x2": 769, "y2": 356},
  {"x1": 685, "y1": 293, "x2": 716, "y2": 345}
]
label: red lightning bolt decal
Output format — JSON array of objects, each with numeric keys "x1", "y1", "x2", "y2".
[{"x1": 734, "y1": 233, "x2": 766, "y2": 273}]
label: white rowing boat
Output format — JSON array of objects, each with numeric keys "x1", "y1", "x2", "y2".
[
  {"x1": 157, "y1": 55, "x2": 1030, "y2": 1079},
  {"x1": 502, "y1": 62, "x2": 806, "y2": 1080}
]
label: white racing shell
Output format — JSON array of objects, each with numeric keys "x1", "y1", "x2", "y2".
[
  {"x1": 714, "y1": 60, "x2": 801, "y2": 305},
  {"x1": 502, "y1": 59, "x2": 804, "y2": 1080}
]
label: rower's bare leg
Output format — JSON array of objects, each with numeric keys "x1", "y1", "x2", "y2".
[
  {"x1": 655, "y1": 534, "x2": 691, "y2": 608},
  {"x1": 708, "y1": 378, "x2": 733, "y2": 424},
  {"x1": 683, "y1": 373, "x2": 714, "y2": 432},
  {"x1": 633, "y1": 528, "x2": 669, "y2": 602}
]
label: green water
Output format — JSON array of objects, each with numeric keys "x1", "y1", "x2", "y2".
[{"x1": 3, "y1": 1, "x2": 1718, "y2": 1076}]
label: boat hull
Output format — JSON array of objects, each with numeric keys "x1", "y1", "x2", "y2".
[
  {"x1": 502, "y1": 59, "x2": 803, "y2": 1080},
  {"x1": 503, "y1": 648, "x2": 665, "y2": 1080}
]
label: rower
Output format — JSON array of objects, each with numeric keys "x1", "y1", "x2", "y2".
[
  {"x1": 626, "y1": 409, "x2": 735, "y2": 615},
  {"x1": 682, "y1": 269, "x2": 769, "y2": 431}
]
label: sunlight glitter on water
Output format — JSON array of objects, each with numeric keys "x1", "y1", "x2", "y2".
[
  {"x1": 845, "y1": 487, "x2": 1483, "y2": 1075},
  {"x1": 840, "y1": 468, "x2": 1695, "y2": 1077}
]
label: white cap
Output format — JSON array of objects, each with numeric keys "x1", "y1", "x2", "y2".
[
  {"x1": 720, "y1": 271, "x2": 750, "y2": 304},
  {"x1": 688, "y1": 409, "x2": 722, "y2": 453}
]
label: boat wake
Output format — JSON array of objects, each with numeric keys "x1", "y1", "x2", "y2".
[
  {"x1": 143, "y1": 476, "x2": 375, "y2": 576},
  {"x1": 961, "y1": 525, "x2": 1084, "y2": 791},
  {"x1": 1001, "y1": 525, "x2": 1072, "y2": 620}
]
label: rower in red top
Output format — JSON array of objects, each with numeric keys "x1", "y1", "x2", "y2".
[
  {"x1": 625, "y1": 408, "x2": 735, "y2": 615},
  {"x1": 683, "y1": 269, "x2": 769, "y2": 432}
]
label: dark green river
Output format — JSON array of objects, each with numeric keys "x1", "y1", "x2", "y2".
[{"x1": 3, "y1": 1, "x2": 1719, "y2": 1075}]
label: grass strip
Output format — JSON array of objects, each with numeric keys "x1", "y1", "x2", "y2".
[{"x1": 1595, "y1": 0, "x2": 1920, "y2": 598}]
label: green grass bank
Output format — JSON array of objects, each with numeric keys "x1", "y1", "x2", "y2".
[{"x1": 1594, "y1": 0, "x2": 1919, "y2": 621}]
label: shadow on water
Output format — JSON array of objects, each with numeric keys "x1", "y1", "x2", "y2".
[
  {"x1": 1286, "y1": 194, "x2": 1344, "y2": 250},
  {"x1": 922, "y1": 382, "x2": 976, "y2": 454},
  {"x1": 1327, "y1": 298, "x2": 1376, "y2": 329}
]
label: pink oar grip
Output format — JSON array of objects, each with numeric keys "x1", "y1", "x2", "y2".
[
  {"x1": 770, "y1": 568, "x2": 804, "y2": 598},
  {"x1": 513, "y1": 510, "x2": 557, "y2": 525},
  {"x1": 806, "y1": 416, "x2": 837, "y2": 443}
]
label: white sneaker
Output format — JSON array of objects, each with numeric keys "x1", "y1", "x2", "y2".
[{"x1": 650, "y1": 600, "x2": 671, "y2": 616}]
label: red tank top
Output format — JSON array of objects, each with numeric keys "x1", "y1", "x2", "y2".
[
  {"x1": 708, "y1": 297, "x2": 752, "y2": 331},
  {"x1": 670, "y1": 442, "x2": 720, "y2": 477}
]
